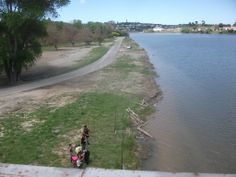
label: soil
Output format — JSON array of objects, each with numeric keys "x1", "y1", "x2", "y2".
[
  {"x1": 0, "y1": 46, "x2": 92, "y2": 117},
  {"x1": 22, "y1": 47, "x2": 93, "y2": 81}
]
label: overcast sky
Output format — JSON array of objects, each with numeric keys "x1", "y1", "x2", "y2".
[{"x1": 55, "y1": 0, "x2": 236, "y2": 24}]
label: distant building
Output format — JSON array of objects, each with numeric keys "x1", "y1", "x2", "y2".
[
  {"x1": 153, "y1": 26, "x2": 163, "y2": 32},
  {"x1": 223, "y1": 26, "x2": 236, "y2": 31},
  {"x1": 116, "y1": 22, "x2": 156, "y2": 32}
]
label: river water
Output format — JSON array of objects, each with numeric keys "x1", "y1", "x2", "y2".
[{"x1": 130, "y1": 33, "x2": 236, "y2": 173}]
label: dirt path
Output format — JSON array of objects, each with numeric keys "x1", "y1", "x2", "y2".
[
  {"x1": 0, "y1": 37, "x2": 123, "y2": 97},
  {"x1": 21, "y1": 47, "x2": 94, "y2": 81}
]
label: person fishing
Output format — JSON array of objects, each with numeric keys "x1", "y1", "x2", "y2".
[
  {"x1": 82, "y1": 125, "x2": 90, "y2": 144},
  {"x1": 69, "y1": 144, "x2": 78, "y2": 167},
  {"x1": 83, "y1": 149, "x2": 90, "y2": 165},
  {"x1": 81, "y1": 134, "x2": 87, "y2": 150},
  {"x1": 68, "y1": 143, "x2": 76, "y2": 155},
  {"x1": 76, "y1": 145, "x2": 84, "y2": 167}
]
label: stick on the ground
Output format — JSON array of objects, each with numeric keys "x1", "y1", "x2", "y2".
[
  {"x1": 126, "y1": 107, "x2": 144, "y2": 124},
  {"x1": 128, "y1": 108, "x2": 139, "y2": 117},
  {"x1": 137, "y1": 127, "x2": 153, "y2": 138},
  {"x1": 127, "y1": 107, "x2": 153, "y2": 139}
]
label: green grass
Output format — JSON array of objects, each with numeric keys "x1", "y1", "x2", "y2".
[
  {"x1": 104, "y1": 37, "x2": 115, "y2": 43},
  {"x1": 75, "y1": 47, "x2": 108, "y2": 69},
  {"x1": 42, "y1": 45, "x2": 56, "y2": 51},
  {"x1": 123, "y1": 37, "x2": 141, "y2": 51},
  {"x1": 0, "y1": 92, "x2": 141, "y2": 169},
  {"x1": 112, "y1": 55, "x2": 138, "y2": 73},
  {"x1": 111, "y1": 55, "x2": 157, "y2": 77}
]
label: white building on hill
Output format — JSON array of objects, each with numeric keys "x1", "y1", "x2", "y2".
[{"x1": 153, "y1": 26, "x2": 163, "y2": 32}]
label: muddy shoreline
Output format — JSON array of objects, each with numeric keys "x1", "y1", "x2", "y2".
[{"x1": 119, "y1": 38, "x2": 162, "y2": 169}]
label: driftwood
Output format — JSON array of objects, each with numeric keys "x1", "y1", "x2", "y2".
[
  {"x1": 139, "y1": 118, "x2": 152, "y2": 128},
  {"x1": 138, "y1": 99, "x2": 149, "y2": 107},
  {"x1": 137, "y1": 126, "x2": 153, "y2": 138},
  {"x1": 126, "y1": 107, "x2": 153, "y2": 139},
  {"x1": 150, "y1": 92, "x2": 159, "y2": 99},
  {"x1": 129, "y1": 115, "x2": 139, "y2": 126},
  {"x1": 126, "y1": 108, "x2": 144, "y2": 124},
  {"x1": 127, "y1": 107, "x2": 139, "y2": 117},
  {"x1": 130, "y1": 114, "x2": 143, "y2": 124}
]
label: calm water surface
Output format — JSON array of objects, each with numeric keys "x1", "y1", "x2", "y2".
[{"x1": 131, "y1": 33, "x2": 236, "y2": 173}]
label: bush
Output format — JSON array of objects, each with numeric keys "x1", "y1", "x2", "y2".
[
  {"x1": 111, "y1": 31, "x2": 120, "y2": 37},
  {"x1": 181, "y1": 28, "x2": 191, "y2": 33},
  {"x1": 111, "y1": 30, "x2": 129, "y2": 37}
]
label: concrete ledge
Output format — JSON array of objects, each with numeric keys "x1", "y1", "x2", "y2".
[{"x1": 0, "y1": 163, "x2": 235, "y2": 177}]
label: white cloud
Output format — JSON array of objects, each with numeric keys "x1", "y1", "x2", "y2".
[{"x1": 79, "y1": 0, "x2": 86, "y2": 4}]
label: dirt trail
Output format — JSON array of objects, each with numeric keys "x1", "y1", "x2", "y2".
[{"x1": 0, "y1": 37, "x2": 123, "y2": 97}]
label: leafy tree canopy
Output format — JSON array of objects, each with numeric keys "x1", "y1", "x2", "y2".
[
  {"x1": 0, "y1": 0, "x2": 70, "y2": 18},
  {"x1": 73, "y1": 19, "x2": 82, "y2": 30},
  {"x1": 0, "y1": 0, "x2": 70, "y2": 84}
]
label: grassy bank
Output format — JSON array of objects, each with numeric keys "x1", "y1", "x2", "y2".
[
  {"x1": 0, "y1": 37, "x2": 159, "y2": 169},
  {"x1": 0, "y1": 92, "x2": 152, "y2": 168},
  {"x1": 75, "y1": 46, "x2": 108, "y2": 69}
]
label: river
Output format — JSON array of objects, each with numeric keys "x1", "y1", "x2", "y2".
[{"x1": 130, "y1": 33, "x2": 236, "y2": 173}]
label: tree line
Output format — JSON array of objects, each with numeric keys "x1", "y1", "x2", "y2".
[
  {"x1": 42, "y1": 20, "x2": 128, "y2": 50},
  {"x1": 181, "y1": 21, "x2": 236, "y2": 34},
  {"x1": 0, "y1": 0, "x2": 128, "y2": 85},
  {"x1": 0, "y1": 0, "x2": 70, "y2": 85}
]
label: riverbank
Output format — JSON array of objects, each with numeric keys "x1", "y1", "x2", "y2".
[{"x1": 0, "y1": 37, "x2": 160, "y2": 169}]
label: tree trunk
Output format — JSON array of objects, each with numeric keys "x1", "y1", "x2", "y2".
[
  {"x1": 4, "y1": 35, "x2": 19, "y2": 85},
  {"x1": 8, "y1": 70, "x2": 18, "y2": 85},
  {"x1": 4, "y1": 61, "x2": 18, "y2": 85},
  {"x1": 54, "y1": 44, "x2": 58, "y2": 50}
]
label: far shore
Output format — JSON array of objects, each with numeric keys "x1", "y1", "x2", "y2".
[{"x1": 142, "y1": 31, "x2": 236, "y2": 35}]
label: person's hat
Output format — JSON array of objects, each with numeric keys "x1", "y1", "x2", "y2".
[{"x1": 75, "y1": 146, "x2": 82, "y2": 154}]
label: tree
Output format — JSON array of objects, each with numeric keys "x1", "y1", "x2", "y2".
[
  {"x1": 0, "y1": 13, "x2": 47, "y2": 83},
  {"x1": 0, "y1": 0, "x2": 70, "y2": 84},
  {"x1": 219, "y1": 23, "x2": 224, "y2": 28},
  {"x1": 46, "y1": 22, "x2": 65, "y2": 50},
  {"x1": 86, "y1": 22, "x2": 98, "y2": 33},
  {"x1": 73, "y1": 19, "x2": 82, "y2": 30},
  {"x1": 85, "y1": 22, "x2": 114, "y2": 45},
  {"x1": 77, "y1": 27, "x2": 93, "y2": 45},
  {"x1": 201, "y1": 20, "x2": 206, "y2": 26},
  {"x1": 64, "y1": 24, "x2": 79, "y2": 46}
]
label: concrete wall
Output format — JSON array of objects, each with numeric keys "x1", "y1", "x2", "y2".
[{"x1": 0, "y1": 163, "x2": 235, "y2": 177}]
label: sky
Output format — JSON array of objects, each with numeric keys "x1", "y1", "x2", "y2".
[{"x1": 55, "y1": 0, "x2": 236, "y2": 25}]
